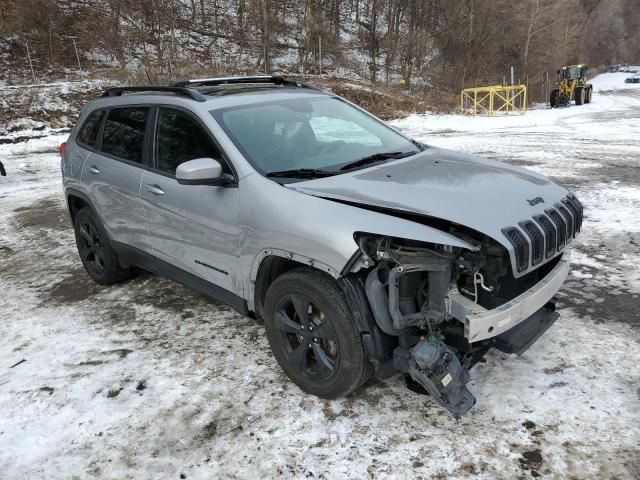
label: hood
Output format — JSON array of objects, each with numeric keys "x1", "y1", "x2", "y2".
[{"x1": 286, "y1": 147, "x2": 572, "y2": 273}]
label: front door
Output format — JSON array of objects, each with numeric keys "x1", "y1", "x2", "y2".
[{"x1": 140, "y1": 106, "x2": 241, "y2": 295}]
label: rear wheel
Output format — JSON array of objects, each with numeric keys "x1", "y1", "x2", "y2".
[
  {"x1": 585, "y1": 86, "x2": 592, "y2": 104},
  {"x1": 73, "y1": 207, "x2": 131, "y2": 285},
  {"x1": 575, "y1": 86, "x2": 585, "y2": 105},
  {"x1": 550, "y1": 89, "x2": 559, "y2": 108},
  {"x1": 264, "y1": 268, "x2": 372, "y2": 399}
]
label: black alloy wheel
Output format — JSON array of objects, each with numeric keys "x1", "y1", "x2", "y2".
[
  {"x1": 272, "y1": 293, "x2": 339, "y2": 381},
  {"x1": 77, "y1": 218, "x2": 106, "y2": 276},
  {"x1": 263, "y1": 268, "x2": 373, "y2": 399}
]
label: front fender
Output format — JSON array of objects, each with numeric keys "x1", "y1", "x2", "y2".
[{"x1": 239, "y1": 174, "x2": 476, "y2": 311}]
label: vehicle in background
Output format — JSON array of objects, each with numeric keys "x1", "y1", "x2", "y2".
[{"x1": 550, "y1": 64, "x2": 593, "y2": 107}]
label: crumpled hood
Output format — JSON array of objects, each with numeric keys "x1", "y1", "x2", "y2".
[{"x1": 286, "y1": 146, "x2": 570, "y2": 257}]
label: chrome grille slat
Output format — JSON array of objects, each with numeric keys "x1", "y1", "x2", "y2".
[
  {"x1": 546, "y1": 208, "x2": 567, "y2": 249},
  {"x1": 533, "y1": 214, "x2": 557, "y2": 258},
  {"x1": 502, "y1": 227, "x2": 529, "y2": 272},
  {"x1": 555, "y1": 203, "x2": 574, "y2": 240},
  {"x1": 561, "y1": 198, "x2": 580, "y2": 237},
  {"x1": 519, "y1": 220, "x2": 544, "y2": 266},
  {"x1": 566, "y1": 195, "x2": 584, "y2": 231}
]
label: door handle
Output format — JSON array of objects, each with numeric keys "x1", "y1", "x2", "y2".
[
  {"x1": 144, "y1": 184, "x2": 165, "y2": 196},
  {"x1": 86, "y1": 165, "x2": 100, "y2": 174}
]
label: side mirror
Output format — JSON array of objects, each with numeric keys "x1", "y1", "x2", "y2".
[{"x1": 176, "y1": 158, "x2": 234, "y2": 186}]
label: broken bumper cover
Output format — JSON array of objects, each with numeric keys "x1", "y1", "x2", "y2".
[{"x1": 448, "y1": 250, "x2": 571, "y2": 343}]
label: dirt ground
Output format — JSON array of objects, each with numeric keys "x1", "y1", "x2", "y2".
[{"x1": 0, "y1": 79, "x2": 639, "y2": 479}]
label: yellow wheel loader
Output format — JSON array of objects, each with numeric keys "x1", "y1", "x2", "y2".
[{"x1": 550, "y1": 64, "x2": 593, "y2": 107}]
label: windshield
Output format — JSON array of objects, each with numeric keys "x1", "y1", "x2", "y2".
[
  {"x1": 210, "y1": 96, "x2": 420, "y2": 177},
  {"x1": 564, "y1": 66, "x2": 582, "y2": 80}
]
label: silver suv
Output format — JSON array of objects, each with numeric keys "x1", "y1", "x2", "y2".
[{"x1": 62, "y1": 76, "x2": 582, "y2": 417}]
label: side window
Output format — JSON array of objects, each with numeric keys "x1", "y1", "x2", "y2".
[
  {"x1": 155, "y1": 107, "x2": 223, "y2": 176},
  {"x1": 101, "y1": 107, "x2": 149, "y2": 163},
  {"x1": 78, "y1": 109, "x2": 105, "y2": 147}
]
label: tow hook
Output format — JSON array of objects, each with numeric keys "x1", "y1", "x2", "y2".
[{"x1": 398, "y1": 337, "x2": 476, "y2": 418}]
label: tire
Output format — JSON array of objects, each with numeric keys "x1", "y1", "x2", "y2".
[
  {"x1": 550, "y1": 89, "x2": 559, "y2": 108},
  {"x1": 263, "y1": 268, "x2": 373, "y2": 399},
  {"x1": 585, "y1": 86, "x2": 592, "y2": 104},
  {"x1": 574, "y1": 86, "x2": 584, "y2": 105},
  {"x1": 73, "y1": 207, "x2": 131, "y2": 285}
]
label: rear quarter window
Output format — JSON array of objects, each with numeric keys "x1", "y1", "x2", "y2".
[
  {"x1": 77, "y1": 109, "x2": 105, "y2": 148},
  {"x1": 100, "y1": 107, "x2": 150, "y2": 163}
]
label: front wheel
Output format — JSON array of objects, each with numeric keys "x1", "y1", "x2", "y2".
[
  {"x1": 263, "y1": 268, "x2": 373, "y2": 399},
  {"x1": 575, "y1": 86, "x2": 585, "y2": 105}
]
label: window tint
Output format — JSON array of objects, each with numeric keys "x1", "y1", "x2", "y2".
[
  {"x1": 78, "y1": 109, "x2": 105, "y2": 147},
  {"x1": 156, "y1": 108, "x2": 222, "y2": 175},
  {"x1": 101, "y1": 107, "x2": 149, "y2": 163}
]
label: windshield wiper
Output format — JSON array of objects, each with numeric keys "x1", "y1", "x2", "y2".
[
  {"x1": 265, "y1": 168, "x2": 337, "y2": 179},
  {"x1": 339, "y1": 150, "x2": 417, "y2": 171},
  {"x1": 410, "y1": 138, "x2": 427, "y2": 151}
]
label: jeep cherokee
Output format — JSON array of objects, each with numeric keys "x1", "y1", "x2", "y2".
[{"x1": 61, "y1": 76, "x2": 582, "y2": 418}]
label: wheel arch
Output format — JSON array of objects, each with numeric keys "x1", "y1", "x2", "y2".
[
  {"x1": 65, "y1": 188, "x2": 94, "y2": 223},
  {"x1": 251, "y1": 250, "x2": 340, "y2": 320}
]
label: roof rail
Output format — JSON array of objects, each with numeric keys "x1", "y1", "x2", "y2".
[
  {"x1": 169, "y1": 75, "x2": 319, "y2": 90},
  {"x1": 102, "y1": 86, "x2": 206, "y2": 102}
]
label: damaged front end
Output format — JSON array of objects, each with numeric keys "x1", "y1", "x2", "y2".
[{"x1": 346, "y1": 232, "x2": 566, "y2": 418}]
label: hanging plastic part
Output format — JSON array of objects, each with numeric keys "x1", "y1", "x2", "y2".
[{"x1": 407, "y1": 337, "x2": 476, "y2": 418}]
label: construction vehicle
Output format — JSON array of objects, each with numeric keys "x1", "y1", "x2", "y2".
[{"x1": 550, "y1": 64, "x2": 593, "y2": 107}]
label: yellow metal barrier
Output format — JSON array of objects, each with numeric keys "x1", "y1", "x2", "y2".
[{"x1": 460, "y1": 85, "x2": 527, "y2": 116}]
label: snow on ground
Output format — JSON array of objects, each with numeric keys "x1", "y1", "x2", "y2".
[{"x1": 1, "y1": 73, "x2": 639, "y2": 479}]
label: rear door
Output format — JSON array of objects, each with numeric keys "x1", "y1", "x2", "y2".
[
  {"x1": 139, "y1": 106, "x2": 241, "y2": 294},
  {"x1": 81, "y1": 106, "x2": 150, "y2": 249}
]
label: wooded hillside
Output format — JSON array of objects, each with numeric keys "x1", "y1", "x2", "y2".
[{"x1": 2, "y1": 1, "x2": 639, "y2": 98}]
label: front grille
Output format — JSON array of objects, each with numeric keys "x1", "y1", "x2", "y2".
[
  {"x1": 503, "y1": 195, "x2": 581, "y2": 273},
  {"x1": 519, "y1": 220, "x2": 544, "y2": 266}
]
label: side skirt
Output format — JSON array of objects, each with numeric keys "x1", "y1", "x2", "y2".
[{"x1": 112, "y1": 241, "x2": 248, "y2": 316}]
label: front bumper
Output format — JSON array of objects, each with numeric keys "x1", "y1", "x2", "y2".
[{"x1": 448, "y1": 250, "x2": 571, "y2": 343}]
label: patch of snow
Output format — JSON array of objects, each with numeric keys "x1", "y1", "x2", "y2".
[{"x1": 590, "y1": 71, "x2": 640, "y2": 92}]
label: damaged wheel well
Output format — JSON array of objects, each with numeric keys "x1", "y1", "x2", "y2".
[{"x1": 253, "y1": 256, "x2": 310, "y2": 320}]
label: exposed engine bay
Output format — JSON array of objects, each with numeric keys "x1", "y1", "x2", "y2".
[{"x1": 348, "y1": 232, "x2": 562, "y2": 418}]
